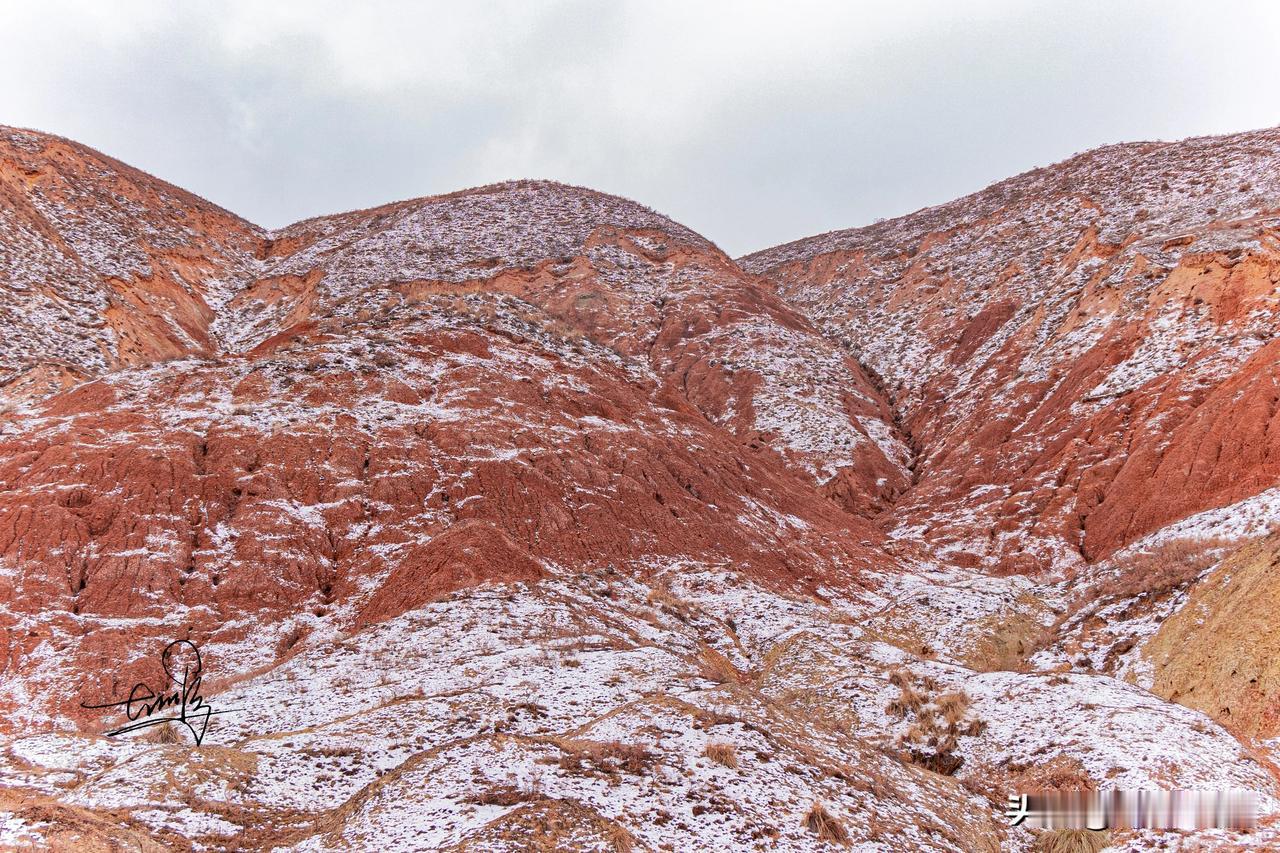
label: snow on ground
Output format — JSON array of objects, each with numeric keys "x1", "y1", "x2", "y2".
[
  {"x1": 954, "y1": 670, "x2": 1276, "y2": 797},
  {"x1": 1114, "y1": 487, "x2": 1280, "y2": 555},
  {"x1": 3, "y1": 556, "x2": 1278, "y2": 850}
]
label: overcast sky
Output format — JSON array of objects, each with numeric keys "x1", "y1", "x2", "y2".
[{"x1": 3, "y1": 1, "x2": 1278, "y2": 255}]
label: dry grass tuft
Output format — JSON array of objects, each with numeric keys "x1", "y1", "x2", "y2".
[
  {"x1": 1021, "y1": 756, "x2": 1096, "y2": 792},
  {"x1": 142, "y1": 724, "x2": 182, "y2": 745},
  {"x1": 448, "y1": 798, "x2": 638, "y2": 852},
  {"x1": 1031, "y1": 828, "x2": 1111, "y2": 853},
  {"x1": 697, "y1": 645, "x2": 742, "y2": 684},
  {"x1": 886, "y1": 681, "x2": 925, "y2": 717},
  {"x1": 936, "y1": 691, "x2": 970, "y2": 725},
  {"x1": 464, "y1": 785, "x2": 541, "y2": 807},
  {"x1": 646, "y1": 587, "x2": 695, "y2": 623},
  {"x1": 557, "y1": 740, "x2": 656, "y2": 778},
  {"x1": 889, "y1": 672, "x2": 980, "y2": 776},
  {"x1": 604, "y1": 821, "x2": 636, "y2": 853},
  {"x1": 704, "y1": 742, "x2": 738, "y2": 768},
  {"x1": 961, "y1": 754, "x2": 1094, "y2": 806},
  {"x1": 804, "y1": 801, "x2": 850, "y2": 846}
]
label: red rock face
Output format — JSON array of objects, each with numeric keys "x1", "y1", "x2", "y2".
[
  {"x1": 743, "y1": 128, "x2": 1280, "y2": 572},
  {"x1": 0, "y1": 129, "x2": 905, "y2": 731},
  {"x1": 4, "y1": 122, "x2": 1280, "y2": 743},
  {"x1": 0, "y1": 128, "x2": 262, "y2": 394}
]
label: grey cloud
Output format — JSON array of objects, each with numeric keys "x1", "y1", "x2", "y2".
[{"x1": 2, "y1": 0, "x2": 1277, "y2": 255}]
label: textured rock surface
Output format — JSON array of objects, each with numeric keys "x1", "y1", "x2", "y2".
[
  {"x1": 0, "y1": 128, "x2": 906, "y2": 734},
  {"x1": 2, "y1": 125, "x2": 1280, "y2": 850},
  {"x1": 744, "y1": 127, "x2": 1280, "y2": 573},
  {"x1": 1142, "y1": 534, "x2": 1280, "y2": 741},
  {"x1": 0, "y1": 127, "x2": 262, "y2": 393}
]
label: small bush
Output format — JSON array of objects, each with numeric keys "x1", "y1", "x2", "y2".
[
  {"x1": 804, "y1": 801, "x2": 850, "y2": 846},
  {"x1": 1078, "y1": 537, "x2": 1225, "y2": 613},
  {"x1": 704, "y1": 742, "x2": 738, "y2": 768},
  {"x1": 143, "y1": 724, "x2": 181, "y2": 745},
  {"x1": 1031, "y1": 828, "x2": 1111, "y2": 853}
]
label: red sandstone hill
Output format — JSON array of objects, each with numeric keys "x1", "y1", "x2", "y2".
[
  {"x1": 0, "y1": 127, "x2": 909, "y2": 731},
  {"x1": 744, "y1": 127, "x2": 1280, "y2": 574},
  {"x1": 2, "y1": 126, "x2": 1279, "y2": 850}
]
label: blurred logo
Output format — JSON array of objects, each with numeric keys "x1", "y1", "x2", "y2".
[{"x1": 1005, "y1": 790, "x2": 1257, "y2": 831}]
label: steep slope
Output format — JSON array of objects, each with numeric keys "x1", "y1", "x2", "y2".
[
  {"x1": 744, "y1": 127, "x2": 1280, "y2": 574},
  {"x1": 234, "y1": 179, "x2": 913, "y2": 511},
  {"x1": 0, "y1": 127, "x2": 263, "y2": 402},
  {"x1": 1140, "y1": 533, "x2": 1280, "y2": 742}
]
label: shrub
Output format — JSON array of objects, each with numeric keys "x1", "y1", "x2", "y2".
[
  {"x1": 1031, "y1": 829, "x2": 1111, "y2": 853},
  {"x1": 704, "y1": 742, "x2": 738, "y2": 768},
  {"x1": 804, "y1": 801, "x2": 850, "y2": 846},
  {"x1": 1083, "y1": 537, "x2": 1226, "y2": 610}
]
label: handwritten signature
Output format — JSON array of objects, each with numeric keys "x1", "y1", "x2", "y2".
[{"x1": 80, "y1": 639, "x2": 235, "y2": 745}]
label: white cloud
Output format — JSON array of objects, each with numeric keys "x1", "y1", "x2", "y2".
[{"x1": 1, "y1": 0, "x2": 1277, "y2": 254}]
